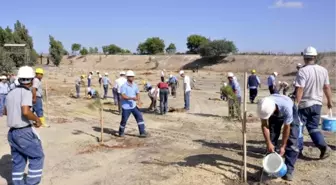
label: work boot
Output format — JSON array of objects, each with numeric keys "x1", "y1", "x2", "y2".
[
  {"x1": 320, "y1": 146, "x2": 331, "y2": 159},
  {"x1": 40, "y1": 117, "x2": 50, "y2": 128},
  {"x1": 119, "y1": 133, "x2": 125, "y2": 137},
  {"x1": 298, "y1": 151, "x2": 304, "y2": 159},
  {"x1": 282, "y1": 173, "x2": 293, "y2": 181},
  {"x1": 139, "y1": 132, "x2": 147, "y2": 138}
]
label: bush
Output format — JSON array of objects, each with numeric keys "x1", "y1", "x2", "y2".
[
  {"x1": 199, "y1": 39, "x2": 238, "y2": 57},
  {"x1": 49, "y1": 35, "x2": 65, "y2": 67},
  {"x1": 80, "y1": 47, "x2": 89, "y2": 55},
  {"x1": 166, "y1": 43, "x2": 176, "y2": 54},
  {"x1": 137, "y1": 37, "x2": 165, "y2": 55},
  {"x1": 186, "y1": 34, "x2": 208, "y2": 54}
]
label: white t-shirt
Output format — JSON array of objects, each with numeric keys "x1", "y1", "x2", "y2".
[
  {"x1": 149, "y1": 88, "x2": 160, "y2": 98},
  {"x1": 184, "y1": 76, "x2": 191, "y2": 92},
  {"x1": 88, "y1": 74, "x2": 92, "y2": 79},
  {"x1": 98, "y1": 74, "x2": 102, "y2": 78},
  {"x1": 115, "y1": 77, "x2": 127, "y2": 93},
  {"x1": 160, "y1": 71, "x2": 164, "y2": 77}
]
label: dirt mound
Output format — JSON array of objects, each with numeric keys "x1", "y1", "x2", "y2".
[{"x1": 59, "y1": 54, "x2": 336, "y2": 76}]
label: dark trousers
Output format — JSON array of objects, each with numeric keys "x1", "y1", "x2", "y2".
[
  {"x1": 119, "y1": 107, "x2": 146, "y2": 135},
  {"x1": 149, "y1": 96, "x2": 157, "y2": 110},
  {"x1": 8, "y1": 127, "x2": 44, "y2": 185},
  {"x1": 159, "y1": 89, "x2": 169, "y2": 114},
  {"x1": 88, "y1": 78, "x2": 91, "y2": 87},
  {"x1": 184, "y1": 91, "x2": 190, "y2": 110},
  {"x1": 269, "y1": 106, "x2": 299, "y2": 174},
  {"x1": 112, "y1": 88, "x2": 118, "y2": 105},
  {"x1": 298, "y1": 105, "x2": 327, "y2": 149},
  {"x1": 103, "y1": 85, "x2": 108, "y2": 98},
  {"x1": 269, "y1": 85, "x2": 277, "y2": 94},
  {"x1": 171, "y1": 83, "x2": 177, "y2": 97},
  {"x1": 249, "y1": 88, "x2": 258, "y2": 103},
  {"x1": 75, "y1": 85, "x2": 80, "y2": 98}
]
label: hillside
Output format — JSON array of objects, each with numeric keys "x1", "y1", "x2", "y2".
[{"x1": 55, "y1": 54, "x2": 336, "y2": 76}]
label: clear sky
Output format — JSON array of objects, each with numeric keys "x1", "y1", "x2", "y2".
[{"x1": 0, "y1": 0, "x2": 335, "y2": 53}]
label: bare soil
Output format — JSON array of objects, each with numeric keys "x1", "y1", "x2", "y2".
[{"x1": 0, "y1": 55, "x2": 335, "y2": 185}]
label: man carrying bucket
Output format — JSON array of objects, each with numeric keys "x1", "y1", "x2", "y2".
[
  {"x1": 295, "y1": 46, "x2": 333, "y2": 159},
  {"x1": 258, "y1": 94, "x2": 300, "y2": 181}
]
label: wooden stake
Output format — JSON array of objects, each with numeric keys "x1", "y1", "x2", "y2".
[
  {"x1": 100, "y1": 107, "x2": 104, "y2": 143},
  {"x1": 242, "y1": 72, "x2": 248, "y2": 182},
  {"x1": 45, "y1": 71, "x2": 50, "y2": 127}
]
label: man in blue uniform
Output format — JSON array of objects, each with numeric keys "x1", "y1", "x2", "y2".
[
  {"x1": 247, "y1": 69, "x2": 261, "y2": 103},
  {"x1": 4, "y1": 66, "x2": 44, "y2": 185}
]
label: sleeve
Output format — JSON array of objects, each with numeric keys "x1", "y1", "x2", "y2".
[
  {"x1": 295, "y1": 70, "x2": 306, "y2": 87},
  {"x1": 120, "y1": 84, "x2": 126, "y2": 95},
  {"x1": 22, "y1": 90, "x2": 33, "y2": 107},
  {"x1": 324, "y1": 70, "x2": 330, "y2": 85},
  {"x1": 283, "y1": 106, "x2": 293, "y2": 125},
  {"x1": 135, "y1": 84, "x2": 140, "y2": 94},
  {"x1": 32, "y1": 78, "x2": 39, "y2": 89}
]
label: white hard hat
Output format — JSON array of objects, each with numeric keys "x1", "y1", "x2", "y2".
[
  {"x1": 169, "y1": 74, "x2": 173, "y2": 78},
  {"x1": 120, "y1": 71, "x2": 126, "y2": 75},
  {"x1": 297, "y1": 63, "x2": 302, "y2": 67},
  {"x1": 17, "y1": 66, "x2": 35, "y2": 79},
  {"x1": 105, "y1": 72, "x2": 108, "y2": 76},
  {"x1": 303, "y1": 46, "x2": 317, "y2": 57},
  {"x1": 273, "y1": 72, "x2": 278, "y2": 76},
  {"x1": 223, "y1": 82, "x2": 227, "y2": 86},
  {"x1": 14, "y1": 79, "x2": 19, "y2": 85},
  {"x1": 126, "y1": 70, "x2": 135, "y2": 77},
  {"x1": 179, "y1": 70, "x2": 184, "y2": 75},
  {"x1": 96, "y1": 70, "x2": 99, "y2": 73},
  {"x1": 257, "y1": 97, "x2": 276, "y2": 119},
  {"x1": 228, "y1": 72, "x2": 234, "y2": 77},
  {"x1": 0, "y1": 76, "x2": 6, "y2": 80}
]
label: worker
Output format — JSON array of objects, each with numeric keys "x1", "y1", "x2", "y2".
[
  {"x1": 75, "y1": 75, "x2": 85, "y2": 98},
  {"x1": 114, "y1": 71, "x2": 127, "y2": 114},
  {"x1": 268, "y1": 72, "x2": 278, "y2": 94},
  {"x1": 179, "y1": 70, "x2": 191, "y2": 111},
  {"x1": 295, "y1": 46, "x2": 333, "y2": 159},
  {"x1": 97, "y1": 71, "x2": 102, "y2": 87},
  {"x1": 102, "y1": 72, "x2": 112, "y2": 99},
  {"x1": 4, "y1": 66, "x2": 44, "y2": 185},
  {"x1": 257, "y1": 95, "x2": 300, "y2": 181},
  {"x1": 147, "y1": 86, "x2": 159, "y2": 111},
  {"x1": 118, "y1": 70, "x2": 147, "y2": 138},
  {"x1": 87, "y1": 87, "x2": 97, "y2": 98},
  {"x1": 168, "y1": 74, "x2": 178, "y2": 98},
  {"x1": 247, "y1": 69, "x2": 261, "y2": 103},
  {"x1": 289, "y1": 63, "x2": 303, "y2": 100},
  {"x1": 158, "y1": 77, "x2": 169, "y2": 115},
  {"x1": 228, "y1": 72, "x2": 242, "y2": 104},
  {"x1": 87, "y1": 71, "x2": 93, "y2": 87},
  {"x1": 278, "y1": 81, "x2": 290, "y2": 95},
  {"x1": 0, "y1": 75, "x2": 10, "y2": 117},
  {"x1": 32, "y1": 68, "x2": 48, "y2": 127}
]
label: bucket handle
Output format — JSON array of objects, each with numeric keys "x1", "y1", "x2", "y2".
[{"x1": 329, "y1": 109, "x2": 333, "y2": 117}]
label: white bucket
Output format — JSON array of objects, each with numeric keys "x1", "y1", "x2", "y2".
[{"x1": 262, "y1": 153, "x2": 287, "y2": 177}]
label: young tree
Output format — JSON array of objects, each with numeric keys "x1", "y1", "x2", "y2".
[
  {"x1": 89, "y1": 47, "x2": 94, "y2": 54},
  {"x1": 80, "y1": 47, "x2": 89, "y2": 55},
  {"x1": 94, "y1": 47, "x2": 99, "y2": 54},
  {"x1": 107, "y1": 44, "x2": 122, "y2": 54},
  {"x1": 166, "y1": 43, "x2": 176, "y2": 54},
  {"x1": 71, "y1": 43, "x2": 81, "y2": 55},
  {"x1": 137, "y1": 37, "x2": 165, "y2": 55},
  {"x1": 199, "y1": 39, "x2": 238, "y2": 57},
  {"x1": 187, "y1": 34, "x2": 208, "y2": 54},
  {"x1": 49, "y1": 35, "x2": 65, "y2": 67}
]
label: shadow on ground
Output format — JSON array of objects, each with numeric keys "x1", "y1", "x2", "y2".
[
  {"x1": 141, "y1": 154, "x2": 262, "y2": 183},
  {"x1": 0, "y1": 154, "x2": 12, "y2": 185},
  {"x1": 181, "y1": 56, "x2": 231, "y2": 70},
  {"x1": 91, "y1": 126, "x2": 139, "y2": 138}
]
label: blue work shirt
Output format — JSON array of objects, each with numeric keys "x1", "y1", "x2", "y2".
[
  {"x1": 169, "y1": 76, "x2": 177, "y2": 84},
  {"x1": 0, "y1": 82, "x2": 10, "y2": 94},
  {"x1": 229, "y1": 79, "x2": 241, "y2": 98},
  {"x1": 102, "y1": 77, "x2": 110, "y2": 85},
  {"x1": 121, "y1": 82, "x2": 139, "y2": 110},
  {"x1": 268, "y1": 75, "x2": 275, "y2": 86},
  {"x1": 270, "y1": 94, "x2": 294, "y2": 125},
  {"x1": 248, "y1": 75, "x2": 260, "y2": 89}
]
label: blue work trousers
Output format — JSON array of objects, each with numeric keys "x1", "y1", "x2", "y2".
[
  {"x1": 75, "y1": 85, "x2": 80, "y2": 98},
  {"x1": 298, "y1": 105, "x2": 328, "y2": 149},
  {"x1": 159, "y1": 89, "x2": 169, "y2": 114},
  {"x1": 33, "y1": 97, "x2": 43, "y2": 117},
  {"x1": 8, "y1": 127, "x2": 44, "y2": 185},
  {"x1": 87, "y1": 78, "x2": 91, "y2": 87},
  {"x1": 103, "y1": 85, "x2": 108, "y2": 98},
  {"x1": 0, "y1": 94, "x2": 6, "y2": 116},
  {"x1": 112, "y1": 88, "x2": 119, "y2": 105},
  {"x1": 119, "y1": 107, "x2": 146, "y2": 136},
  {"x1": 269, "y1": 106, "x2": 300, "y2": 174},
  {"x1": 184, "y1": 91, "x2": 190, "y2": 110}
]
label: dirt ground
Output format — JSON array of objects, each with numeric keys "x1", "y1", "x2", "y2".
[{"x1": 0, "y1": 63, "x2": 336, "y2": 185}]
